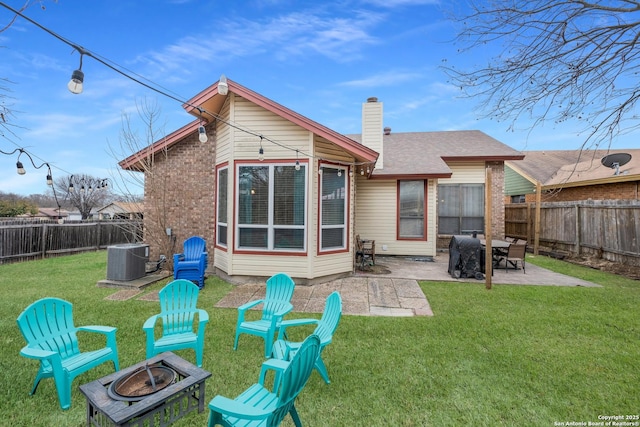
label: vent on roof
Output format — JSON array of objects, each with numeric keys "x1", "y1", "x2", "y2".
[
  {"x1": 383, "y1": 127, "x2": 391, "y2": 135},
  {"x1": 367, "y1": 97, "x2": 378, "y2": 103}
]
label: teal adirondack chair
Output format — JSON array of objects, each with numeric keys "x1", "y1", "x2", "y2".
[
  {"x1": 273, "y1": 291, "x2": 342, "y2": 384},
  {"x1": 234, "y1": 273, "x2": 296, "y2": 357},
  {"x1": 143, "y1": 279, "x2": 209, "y2": 367},
  {"x1": 16, "y1": 297, "x2": 119, "y2": 410},
  {"x1": 173, "y1": 236, "x2": 208, "y2": 289},
  {"x1": 209, "y1": 334, "x2": 321, "y2": 427}
]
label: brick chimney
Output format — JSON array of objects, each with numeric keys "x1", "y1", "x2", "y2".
[{"x1": 362, "y1": 97, "x2": 383, "y2": 169}]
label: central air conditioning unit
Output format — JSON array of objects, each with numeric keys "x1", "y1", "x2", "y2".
[{"x1": 106, "y1": 243, "x2": 149, "y2": 281}]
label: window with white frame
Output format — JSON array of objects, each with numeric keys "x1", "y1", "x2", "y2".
[
  {"x1": 216, "y1": 166, "x2": 228, "y2": 247},
  {"x1": 236, "y1": 163, "x2": 307, "y2": 251},
  {"x1": 398, "y1": 180, "x2": 426, "y2": 239},
  {"x1": 320, "y1": 166, "x2": 347, "y2": 251},
  {"x1": 438, "y1": 183, "x2": 484, "y2": 235}
]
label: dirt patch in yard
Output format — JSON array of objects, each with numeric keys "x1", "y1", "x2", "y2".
[{"x1": 564, "y1": 255, "x2": 640, "y2": 281}]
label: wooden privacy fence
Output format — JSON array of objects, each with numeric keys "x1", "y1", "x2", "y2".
[
  {"x1": 505, "y1": 200, "x2": 640, "y2": 266},
  {"x1": 0, "y1": 220, "x2": 142, "y2": 264}
]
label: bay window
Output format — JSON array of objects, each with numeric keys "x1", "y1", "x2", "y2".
[
  {"x1": 319, "y1": 166, "x2": 348, "y2": 251},
  {"x1": 237, "y1": 163, "x2": 307, "y2": 251},
  {"x1": 216, "y1": 166, "x2": 228, "y2": 247}
]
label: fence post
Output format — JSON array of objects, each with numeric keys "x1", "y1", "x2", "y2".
[
  {"x1": 534, "y1": 182, "x2": 542, "y2": 255},
  {"x1": 575, "y1": 205, "x2": 581, "y2": 255},
  {"x1": 41, "y1": 224, "x2": 47, "y2": 259}
]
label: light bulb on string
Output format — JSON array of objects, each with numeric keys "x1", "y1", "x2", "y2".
[
  {"x1": 337, "y1": 169, "x2": 342, "y2": 177},
  {"x1": 258, "y1": 147, "x2": 264, "y2": 161},
  {"x1": 198, "y1": 124, "x2": 208, "y2": 143},
  {"x1": 16, "y1": 161, "x2": 26, "y2": 175},
  {"x1": 68, "y1": 52, "x2": 85, "y2": 94}
]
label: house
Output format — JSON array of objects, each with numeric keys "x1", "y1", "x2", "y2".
[
  {"x1": 33, "y1": 207, "x2": 68, "y2": 221},
  {"x1": 97, "y1": 202, "x2": 144, "y2": 220},
  {"x1": 505, "y1": 149, "x2": 640, "y2": 203},
  {"x1": 119, "y1": 78, "x2": 523, "y2": 283}
]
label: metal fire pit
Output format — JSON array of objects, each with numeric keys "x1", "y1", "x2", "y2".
[
  {"x1": 107, "y1": 363, "x2": 177, "y2": 402},
  {"x1": 79, "y1": 352, "x2": 211, "y2": 427}
]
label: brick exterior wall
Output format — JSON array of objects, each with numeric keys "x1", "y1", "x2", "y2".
[
  {"x1": 488, "y1": 162, "x2": 506, "y2": 239},
  {"x1": 143, "y1": 124, "x2": 217, "y2": 263},
  {"x1": 541, "y1": 181, "x2": 640, "y2": 202},
  {"x1": 504, "y1": 181, "x2": 640, "y2": 204}
]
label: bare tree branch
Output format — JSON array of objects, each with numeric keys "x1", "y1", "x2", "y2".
[
  {"x1": 107, "y1": 99, "x2": 176, "y2": 266},
  {"x1": 443, "y1": 0, "x2": 640, "y2": 149}
]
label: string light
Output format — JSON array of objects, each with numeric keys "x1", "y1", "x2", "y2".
[
  {"x1": 67, "y1": 50, "x2": 85, "y2": 94},
  {"x1": 295, "y1": 150, "x2": 300, "y2": 171},
  {"x1": 198, "y1": 124, "x2": 208, "y2": 143},
  {"x1": 0, "y1": 3, "x2": 380, "y2": 179},
  {"x1": 1, "y1": 147, "x2": 62, "y2": 208}
]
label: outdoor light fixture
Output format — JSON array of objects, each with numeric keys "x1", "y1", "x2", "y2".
[
  {"x1": 46, "y1": 174, "x2": 53, "y2": 186},
  {"x1": 68, "y1": 182, "x2": 74, "y2": 192},
  {"x1": 16, "y1": 160, "x2": 26, "y2": 175},
  {"x1": 198, "y1": 125, "x2": 208, "y2": 143},
  {"x1": 218, "y1": 74, "x2": 228, "y2": 95},
  {"x1": 295, "y1": 150, "x2": 300, "y2": 171},
  {"x1": 68, "y1": 68, "x2": 84, "y2": 94},
  {"x1": 67, "y1": 50, "x2": 86, "y2": 94},
  {"x1": 258, "y1": 147, "x2": 264, "y2": 161},
  {"x1": 337, "y1": 169, "x2": 342, "y2": 177}
]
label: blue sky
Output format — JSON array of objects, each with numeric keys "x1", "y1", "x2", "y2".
[{"x1": 1, "y1": 0, "x2": 639, "y2": 196}]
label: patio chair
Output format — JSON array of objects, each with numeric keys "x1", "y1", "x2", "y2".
[
  {"x1": 234, "y1": 273, "x2": 296, "y2": 357},
  {"x1": 16, "y1": 297, "x2": 120, "y2": 410},
  {"x1": 143, "y1": 279, "x2": 209, "y2": 367},
  {"x1": 173, "y1": 236, "x2": 208, "y2": 289},
  {"x1": 355, "y1": 234, "x2": 375, "y2": 270},
  {"x1": 273, "y1": 291, "x2": 342, "y2": 384},
  {"x1": 497, "y1": 243, "x2": 527, "y2": 273},
  {"x1": 208, "y1": 334, "x2": 321, "y2": 427}
]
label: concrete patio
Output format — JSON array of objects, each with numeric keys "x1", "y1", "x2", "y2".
[{"x1": 214, "y1": 255, "x2": 601, "y2": 318}]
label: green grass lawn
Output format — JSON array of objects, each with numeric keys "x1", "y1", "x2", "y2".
[{"x1": 1, "y1": 251, "x2": 638, "y2": 426}]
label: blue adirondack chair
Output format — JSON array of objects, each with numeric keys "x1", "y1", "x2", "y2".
[
  {"x1": 234, "y1": 273, "x2": 296, "y2": 357},
  {"x1": 173, "y1": 236, "x2": 208, "y2": 289},
  {"x1": 143, "y1": 279, "x2": 209, "y2": 367},
  {"x1": 16, "y1": 297, "x2": 119, "y2": 410},
  {"x1": 208, "y1": 334, "x2": 321, "y2": 427},
  {"x1": 273, "y1": 291, "x2": 342, "y2": 384}
]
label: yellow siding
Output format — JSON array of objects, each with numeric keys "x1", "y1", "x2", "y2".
[
  {"x1": 215, "y1": 98, "x2": 232, "y2": 163},
  {"x1": 214, "y1": 248, "x2": 228, "y2": 272},
  {"x1": 439, "y1": 162, "x2": 485, "y2": 184},
  {"x1": 233, "y1": 97, "x2": 310, "y2": 160},
  {"x1": 355, "y1": 177, "x2": 437, "y2": 256},
  {"x1": 214, "y1": 96, "x2": 357, "y2": 279}
]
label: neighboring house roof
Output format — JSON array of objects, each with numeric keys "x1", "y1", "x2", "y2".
[
  {"x1": 36, "y1": 208, "x2": 68, "y2": 218},
  {"x1": 348, "y1": 130, "x2": 524, "y2": 178},
  {"x1": 507, "y1": 149, "x2": 640, "y2": 189},
  {"x1": 97, "y1": 202, "x2": 144, "y2": 213},
  {"x1": 119, "y1": 78, "x2": 379, "y2": 171}
]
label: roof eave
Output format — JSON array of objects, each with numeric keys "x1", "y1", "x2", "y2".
[
  {"x1": 119, "y1": 120, "x2": 200, "y2": 170},
  {"x1": 542, "y1": 173, "x2": 640, "y2": 190},
  {"x1": 184, "y1": 79, "x2": 379, "y2": 164},
  {"x1": 441, "y1": 155, "x2": 525, "y2": 162},
  {"x1": 369, "y1": 172, "x2": 452, "y2": 180}
]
